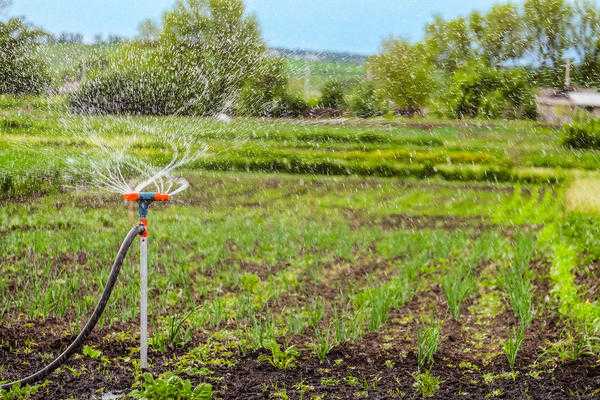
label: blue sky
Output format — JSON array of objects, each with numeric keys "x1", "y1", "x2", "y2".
[{"x1": 8, "y1": 0, "x2": 498, "y2": 54}]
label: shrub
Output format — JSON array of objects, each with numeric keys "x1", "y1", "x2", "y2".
[
  {"x1": 347, "y1": 81, "x2": 385, "y2": 118},
  {"x1": 436, "y1": 61, "x2": 536, "y2": 119},
  {"x1": 317, "y1": 79, "x2": 348, "y2": 110},
  {"x1": 268, "y1": 92, "x2": 309, "y2": 118},
  {"x1": 561, "y1": 118, "x2": 600, "y2": 150},
  {"x1": 70, "y1": 61, "x2": 177, "y2": 115},
  {"x1": 237, "y1": 57, "x2": 295, "y2": 117},
  {"x1": 0, "y1": 18, "x2": 50, "y2": 94}
]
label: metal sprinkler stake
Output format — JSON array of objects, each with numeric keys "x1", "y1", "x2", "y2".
[{"x1": 122, "y1": 192, "x2": 170, "y2": 369}]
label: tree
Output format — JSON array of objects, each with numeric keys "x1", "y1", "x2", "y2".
[
  {"x1": 569, "y1": 1, "x2": 600, "y2": 86},
  {"x1": 159, "y1": 0, "x2": 267, "y2": 114},
  {"x1": 0, "y1": 17, "x2": 50, "y2": 94},
  {"x1": 424, "y1": 16, "x2": 474, "y2": 72},
  {"x1": 571, "y1": 1, "x2": 600, "y2": 60},
  {"x1": 107, "y1": 34, "x2": 125, "y2": 44},
  {"x1": 469, "y1": 3, "x2": 528, "y2": 66},
  {"x1": 368, "y1": 38, "x2": 435, "y2": 112},
  {"x1": 137, "y1": 18, "x2": 160, "y2": 44},
  {"x1": 524, "y1": 0, "x2": 573, "y2": 69},
  {"x1": 238, "y1": 57, "x2": 308, "y2": 117},
  {"x1": 347, "y1": 80, "x2": 384, "y2": 118},
  {"x1": 71, "y1": 0, "x2": 280, "y2": 116},
  {"x1": 57, "y1": 32, "x2": 84, "y2": 44}
]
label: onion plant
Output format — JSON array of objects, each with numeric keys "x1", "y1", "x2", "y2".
[
  {"x1": 502, "y1": 236, "x2": 535, "y2": 330},
  {"x1": 442, "y1": 261, "x2": 476, "y2": 320},
  {"x1": 503, "y1": 327, "x2": 525, "y2": 369},
  {"x1": 417, "y1": 321, "x2": 441, "y2": 370}
]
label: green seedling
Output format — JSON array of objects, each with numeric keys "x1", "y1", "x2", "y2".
[
  {"x1": 248, "y1": 317, "x2": 276, "y2": 350},
  {"x1": 258, "y1": 342, "x2": 300, "y2": 370},
  {"x1": 412, "y1": 371, "x2": 441, "y2": 398},
  {"x1": 82, "y1": 345, "x2": 102, "y2": 360},
  {"x1": 311, "y1": 330, "x2": 335, "y2": 362},
  {"x1": 150, "y1": 311, "x2": 194, "y2": 352},
  {"x1": 129, "y1": 373, "x2": 212, "y2": 400},
  {"x1": 442, "y1": 262, "x2": 476, "y2": 320},
  {"x1": 416, "y1": 321, "x2": 441, "y2": 370},
  {"x1": 503, "y1": 327, "x2": 525, "y2": 369},
  {"x1": 0, "y1": 383, "x2": 42, "y2": 400}
]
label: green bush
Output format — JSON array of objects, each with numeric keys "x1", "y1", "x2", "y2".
[
  {"x1": 347, "y1": 81, "x2": 385, "y2": 118},
  {"x1": 70, "y1": 63, "x2": 177, "y2": 115},
  {"x1": 561, "y1": 119, "x2": 600, "y2": 150},
  {"x1": 317, "y1": 79, "x2": 348, "y2": 110},
  {"x1": 237, "y1": 57, "x2": 288, "y2": 117},
  {"x1": 237, "y1": 56, "x2": 308, "y2": 118},
  {"x1": 0, "y1": 18, "x2": 50, "y2": 94},
  {"x1": 436, "y1": 61, "x2": 536, "y2": 119}
]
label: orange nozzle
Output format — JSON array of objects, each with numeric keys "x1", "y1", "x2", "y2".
[
  {"x1": 153, "y1": 193, "x2": 170, "y2": 202},
  {"x1": 122, "y1": 192, "x2": 171, "y2": 202},
  {"x1": 123, "y1": 193, "x2": 141, "y2": 202}
]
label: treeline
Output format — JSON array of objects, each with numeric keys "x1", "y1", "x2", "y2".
[
  {"x1": 361, "y1": 0, "x2": 600, "y2": 119},
  {"x1": 306, "y1": 0, "x2": 600, "y2": 120},
  {"x1": 3, "y1": 0, "x2": 600, "y2": 119}
]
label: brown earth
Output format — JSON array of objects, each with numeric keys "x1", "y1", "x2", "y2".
[{"x1": 2, "y1": 257, "x2": 598, "y2": 400}]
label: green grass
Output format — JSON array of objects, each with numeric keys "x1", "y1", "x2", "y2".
[{"x1": 1, "y1": 95, "x2": 587, "y2": 200}]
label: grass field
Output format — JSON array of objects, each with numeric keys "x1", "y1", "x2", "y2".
[{"x1": 1, "y1": 95, "x2": 600, "y2": 399}]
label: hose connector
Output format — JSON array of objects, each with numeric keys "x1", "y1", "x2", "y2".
[{"x1": 122, "y1": 192, "x2": 170, "y2": 237}]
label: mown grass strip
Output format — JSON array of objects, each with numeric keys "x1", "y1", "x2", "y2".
[{"x1": 196, "y1": 156, "x2": 563, "y2": 185}]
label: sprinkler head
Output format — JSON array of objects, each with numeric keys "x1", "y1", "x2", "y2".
[
  {"x1": 122, "y1": 192, "x2": 171, "y2": 203},
  {"x1": 122, "y1": 192, "x2": 171, "y2": 219}
]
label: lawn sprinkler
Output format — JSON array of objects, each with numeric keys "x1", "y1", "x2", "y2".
[
  {"x1": 1, "y1": 181, "x2": 189, "y2": 390},
  {"x1": 122, "y1": 191, "x2": 171, "y2": 369}
]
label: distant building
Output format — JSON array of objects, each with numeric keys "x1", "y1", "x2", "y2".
[
  {"x1": 536, "y1": 88, "x2": 600, "y2": 124},
  {"x1": 535, "y1": 59, "x2": 600, "y2": 124}
]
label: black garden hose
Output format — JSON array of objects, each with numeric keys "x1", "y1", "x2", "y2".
[{"x1": 0, "y1": 224, "x2": 145, "y2": 390}]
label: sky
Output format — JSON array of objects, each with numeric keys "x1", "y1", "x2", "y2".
[{"x1": 7, "y1": 0, "x2": 499, "y2": 55}]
